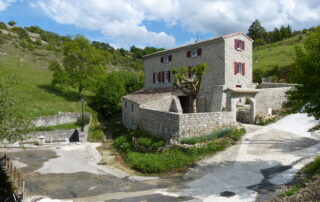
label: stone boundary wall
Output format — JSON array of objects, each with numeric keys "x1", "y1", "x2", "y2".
[
  {"x1": 139, "y1": 108, "x2": 180, "y2": 140},
  {"x1": 178, "y1": 112, "x2": 236, "y2": 139},
  {"x1": 256, "y1": 82, "x2": 296, "y2": 89},
  {"x1": 256, "y1": 87, "x2": 291, "y2": 115},
  {"x1": 27, "y1": 112, "x2": 92, "y2": 143},
  {"x1": 138, "y1": 108, "x2": 236, "y2": 141},
  {"x1": 33, "y1": 112, "x2": 90, "y2": 127}
]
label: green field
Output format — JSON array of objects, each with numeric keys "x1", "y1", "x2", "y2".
[{"x1": 253, "y1": 35, "x2": 304, "y2": 71}]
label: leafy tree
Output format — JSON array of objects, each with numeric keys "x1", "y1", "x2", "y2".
[
  {"x1": 287, "y1": 26, "x2": 320, "y2": 119},
  {"x1": 8, "y1": 20, "x2": 16, "y2": 26},
  {"x1": 248, "y1": 19, "x2": 266, "y2": 42},
  {"x1": 50, "y1": 35, "x2": 106, "y2": 95},
  {"x1": 92, "y1": 70, "x2": 143, "y2": 117},
  {"x1": 0, "y1": 76, "x2": 32, "y2": 142},
  {"x1": 172, "y1": 63, "x2": 208, "y2": 113}
]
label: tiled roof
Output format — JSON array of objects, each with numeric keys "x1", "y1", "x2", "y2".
[
  {"x1": 122, "y1": 87, "x2": 178, "y2": 105},
  {"x1": 144, "y1": 32, "x2": 253, "y2": 58}
]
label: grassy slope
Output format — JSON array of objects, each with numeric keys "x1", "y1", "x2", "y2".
[{"x1": 253, "y1": 35, "x2": 304, "y2": 71}]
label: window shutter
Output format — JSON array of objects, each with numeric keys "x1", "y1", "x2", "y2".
[
  {"x1": 243, "y1": 41, "x2": 245, "y2": 50},
  {"x1": 157, "y1": 72, "x2": 160, "y2": 83},
  {"x1": 187, "y1": 51, "x2": 191, "y2": 57},
  {"x1": 234, "y1": 39, "x2": 238, "y2": 49},
  {"x1": 234, "y1": 62, "x2": 237, "y2": 75},
  {"x1": 160, "y1": 57, "x2": 164, "y2": 63},
  {"x1": 188, "y1": 66, "x2": 192, "y2": 78},
  {"x1": 197, "y1": 48, "x2": 202, "y2": 56},
  {"x1": 242, "y1": 63, "x2": 245, "y2": 75},
  {"x1": 162, "y1": 72, "x2": 165, "y2": 83},
  {"x1": 153, "y1": 73, "x2": 155, "y2": 83},
  {"x1": 168, "y1": 71, "x2": 171, "y2": 82},
  {"x1": 169, "y1": 55, "x2": 172, "y2": 61}
]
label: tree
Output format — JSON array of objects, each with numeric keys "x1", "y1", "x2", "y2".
[
  {"x1": 0, "y1": 76, "x2": 32, "y2": 142},
  {"x1": 172, "y1": 63, "x2": 208, "y2": 113},
  {"x1": 50, "y1": 35, "x2": 106, "y2": 95},
  {"x1": 92, "y1": 70, "x2": 143, "y2": 117},
  {"x1": 8, "y1": 20, "x2": 16, "y2": 26},
  {"x1": 287, "y1": 26, "x2": 320, "y2": 119},
  {"x1": 248, "y1": 19, "x2": 266, "y2": 42}
]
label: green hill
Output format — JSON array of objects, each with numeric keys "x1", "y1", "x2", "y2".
[{"x1": 253, "y1": 34, "x2": 305, "y2": 82}]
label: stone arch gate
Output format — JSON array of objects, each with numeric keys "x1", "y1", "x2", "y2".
[{"x1": 224, "y1": 88, "x2": 259, "y2": 124}]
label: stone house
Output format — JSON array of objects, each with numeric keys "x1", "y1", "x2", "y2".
[{"x1": 122, "y1": 32, "x2": 295, "y2": 141}]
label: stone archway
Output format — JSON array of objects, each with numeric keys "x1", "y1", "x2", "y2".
[{"x1": 224, "y1": 88, "x2": 259, "y2": 124}]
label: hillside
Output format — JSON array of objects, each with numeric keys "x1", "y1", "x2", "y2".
[{"x1": 253, "y1": 34, "x2": 305, "y2": 82}]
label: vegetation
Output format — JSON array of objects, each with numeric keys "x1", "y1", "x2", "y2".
[
  {"x1": 286, "y1": 26, "x2": 320, "y2": 119},
  {"x1": 180, "y1": 128, "x2": 245, "y2": 144},
  {"x1": 172, "y1": 63, "x2": 208, "y2": 113},
  {"x1": 111, "y1": 117, "x2": 245, "y2": 173},
  {"x1": 92, "y1": 70, "x2": 143, "y2": 117},
  {"x1": 277, "y1": 156, "x2": 320, "y2": 198},
  {"x1": 50, "y1": 35, "x2": 107, "y2": 95},
  {"x1": 0, "y1": 76, "x2": 32, "y2": 142}
]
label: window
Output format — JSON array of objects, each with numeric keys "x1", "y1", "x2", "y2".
[
  {"x1": 125, "y1": 101, "x2": 127, "y2": 109},
  {"x1": 187, "y1": 48, "x2": 202, "y2": 58},
  {"x1": 131, "y1": 103, "x2": 134, "y2": 112},
  {"x1": 160, "y1": 55, "x2": 172, "y2": 63},
  {"x1": 156, "y1": 72, "x2": 161, "y2": 83},
  {"x1": 234, "y1": 39, "x2": 245, "y2": 50},
  {"x1": 234, "y1": 62, "x2": 245, "y2": 75},
  {"x1": 164, "y1": 71, "x2": 171, "y2": 83}
]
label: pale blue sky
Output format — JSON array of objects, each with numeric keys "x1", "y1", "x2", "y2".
[{"x1": 0, "y1": 0, "x2": 319, "y2": 49}]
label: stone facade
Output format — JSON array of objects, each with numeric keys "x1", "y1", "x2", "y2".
[
  {"x1": 122, "y1": 32, "x2": 295, "y2": 141},
  {"x1": 32, "y1": 112, "x2": 88, "y2": 127}
]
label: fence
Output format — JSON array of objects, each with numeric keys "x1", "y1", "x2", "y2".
[{"x1": 0, "y1": 154, "x2": 25, "y2": 201}]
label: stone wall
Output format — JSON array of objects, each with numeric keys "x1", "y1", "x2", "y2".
[
  {"x1": 26, "y1": 130, "x2": 76, "y2": 142},
  {"x1": 256, "y1": 87, "x2": 292, "y2": 115},
  {"x1": 256, "y1": 82, "x2": 296, "y2": 89},
  {"x1": 178, "y1": 112, "x2": 236, "y2": 139},
  {"x1": 33, "y1": 112, "x2": 90, "y2": 127},
  {"x1": 137, "y1": 108, "x2": 236, "y2": 141}
]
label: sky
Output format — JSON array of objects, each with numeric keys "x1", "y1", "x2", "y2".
[{"x1": 0, "y1": 0, "x2": 320, "y2": 49}]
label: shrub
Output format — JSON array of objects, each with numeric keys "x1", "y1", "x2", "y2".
[
  {"x1": 0, "y1": 22, "x2": 7, "y2": 30},
  {"x1": 12, "y1": 27, "x2": 30, "y2": 40},
  {"x1": 180, "y1": 128, "x2": 234, "y2": 145}
]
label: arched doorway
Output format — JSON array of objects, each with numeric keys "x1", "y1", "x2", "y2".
[{"x1": 224, "y1": 88, "x2": 259, "y2": 124}]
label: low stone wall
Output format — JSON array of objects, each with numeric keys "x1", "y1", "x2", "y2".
[
  {"x1": 32, "y1": 112, "x2": 90, "y2": 127},
  {"x1": 138, "y1": 108, "x2": 236, "y2": 141},
  {"x1": 256, "y1": 82, "x2": 296, "y2": 89},
  {"x1": 139, "y1": 108, "x2": 180, "y2": 140},
  {"x1": 178, "y1": 112, "x2": 236, "y2": 139},
  {"x1": 256, "y1": 87, "x2": 292, "y2": 115},
  {"x1": 25, "y1": 130, "x2": 76, "y2": 142}
]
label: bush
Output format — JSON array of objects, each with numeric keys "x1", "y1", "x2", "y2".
[
  {"x1": 0, "y1": 22, "x2": 7, "y2": 30},
  {"x1": 180, "y1": 128, "x2": 234, "y2": 145},
  {"x1": 12, "y1": 27, "x2": 30, "y2": 40}
]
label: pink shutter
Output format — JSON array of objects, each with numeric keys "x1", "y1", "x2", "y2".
[
  {"x1": 169, "y1": 55, "x2": 172, "y2": 61},
  {"x1": 242, "y1": 63, "x2": 245, "y2": 75},
  {"x1": 234, "y1": 62, "x2": 237, "y2": 75},
  {"x1": 153, "y1": 73, "x2": 155, "y2": 83},
  {"x1": 160, "y1": 57, "x2": 164, "y2": 63},
  {"x1": 243, "y1": 41, "x2": 245, "y2": 50},
  {"x1": 168, "y1": 71, "x2": 171, "y2": 82},
  {"x1": 162, "y1": 72, "x2": 165, "y2": 83},
  {"x1": 187, "y1": 51, "x2": 191, "y2": 57},
  {"x1": 188, "y1": 66, "x2": 192, "y2": 78},
  {"x1": 197, "y1": 48, "x2": 202, "y2": 56},
  {"x1": 234, "y1": 39, "x2": 238, "y2": 49}
]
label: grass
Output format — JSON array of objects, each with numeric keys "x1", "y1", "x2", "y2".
[
  {"x1": 34, "y1": 122, "x2": 80, "y2": 131},
  {"x1": 111, "y1": 119, "x2": 246, "y2": 174},
  {"x1": 256, "y1": 117, "x2": 278, "y2": 126},
  {"x1": 180, "y1": 128, "x2": 244, "y2": 144},
  {"x1": 253, "y1": 35, "x2": 304, "y2": 71},
  {"x1": 0, "y1": 33, "x2": 105, "y2": 141},
  {"x1": 279, "y1": 156, "x2": 320, "y2": 197}
]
